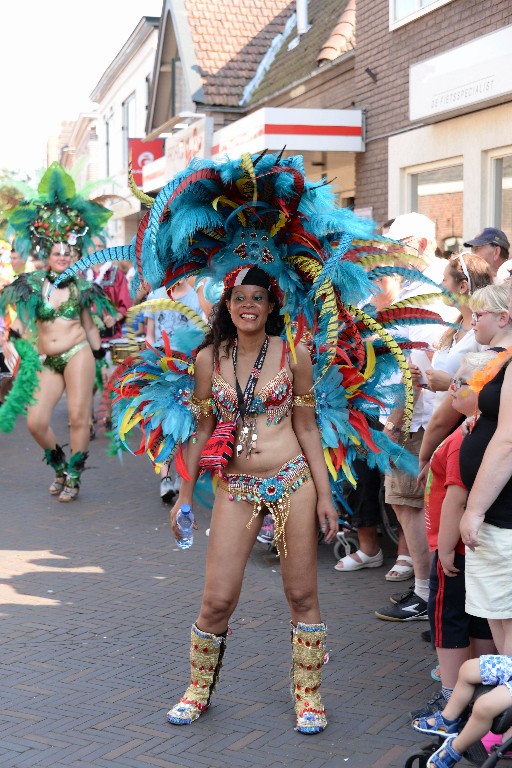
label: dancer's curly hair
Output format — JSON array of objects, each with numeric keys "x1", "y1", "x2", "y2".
[{"x1": 196, "y1": 286, "x2": 285, "y2": 362}]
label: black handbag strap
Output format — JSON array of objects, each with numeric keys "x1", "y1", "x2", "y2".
[{"x1": 232, "y1": 335, "x2": 269, "y2": 423}]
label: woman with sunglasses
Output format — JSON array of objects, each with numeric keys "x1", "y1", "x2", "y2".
[
  {"x1": 458, "y1": 280, "x2": 512, "y2": 656},
  {"x1": 422, "y1": 252, "x2": 492, "y2": 402}
]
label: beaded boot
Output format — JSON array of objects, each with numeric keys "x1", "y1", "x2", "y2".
[
  {"x1": 290, "y1": 621, "x2": 328, "y2": 734},
  {"x1": 59, "y1": 450, "x2": 88, "y2": 503},
  {"x1": 167, "y1": 624, "x2": 227, "y2": 725},
  {"x1": 44, "y1": 445, "x2": 67, "y2": 496}
]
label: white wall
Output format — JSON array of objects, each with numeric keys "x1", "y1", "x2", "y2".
[
  {"x1": 93, "y1": 30, "x2": 159, "y2": 243},
  {"x1": 388, "y1": 102, "x2": 512, "y2": 240}
]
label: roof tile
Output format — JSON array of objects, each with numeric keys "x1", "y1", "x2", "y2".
[{"x1": 184, "y1": 0, "x2": 294, "y2": 106}]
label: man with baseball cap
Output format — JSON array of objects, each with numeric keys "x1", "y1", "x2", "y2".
[{"x1": 463, "y1": 227, "x2": 510, "y2": 278}]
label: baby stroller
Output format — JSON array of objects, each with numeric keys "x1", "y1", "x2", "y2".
[{"x1": 405, "y1": 685, "x2": 512, "y2": 767}]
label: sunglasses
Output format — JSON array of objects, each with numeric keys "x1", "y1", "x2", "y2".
[
  {"x1": 471, "y1": 311, "x2": 494, "y2": 322},
  {"x1": 450, "y1": 377, "x2": 468, "y2": 391}
]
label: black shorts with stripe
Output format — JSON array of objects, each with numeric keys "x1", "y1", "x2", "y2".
[{"x1": 428, "y1": 551, "x2": 493, "y2": 648}]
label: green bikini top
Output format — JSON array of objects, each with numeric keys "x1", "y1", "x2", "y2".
[
  {"x1": 37, "y1": 288, "x2": 81, "y2": 322},
  {"x1": 0, "y1": 269, "x2": 115, "y2": 333}
]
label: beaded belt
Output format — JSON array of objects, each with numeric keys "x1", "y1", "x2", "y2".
[{"x1": 218, "y1": 454, "x2": 312, "y2": 557}]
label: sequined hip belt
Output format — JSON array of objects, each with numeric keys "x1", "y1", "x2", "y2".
[{"x1": 218, "y1": 454, "x2": 312, "y2": 557}]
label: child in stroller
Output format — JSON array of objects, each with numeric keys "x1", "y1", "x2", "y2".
[{"x1": 411, "y1": 655, "x2": 512, "y2": 767}]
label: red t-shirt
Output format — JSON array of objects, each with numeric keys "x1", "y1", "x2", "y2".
[{"x1": 424, "y1": 427, "x2": 466, "y2": 555}]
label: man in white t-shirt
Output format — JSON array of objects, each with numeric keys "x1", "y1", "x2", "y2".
[{"x1": 374, "y1": 213, "x2": 455, "y2": 622}]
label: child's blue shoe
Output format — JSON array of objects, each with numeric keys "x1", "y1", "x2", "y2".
[
  {"x1": 412, "y1": 709, "x2": 460, "y2": 737},
  {"x1": 427, "y1": 736, "x2": 462, "y2": 767}
]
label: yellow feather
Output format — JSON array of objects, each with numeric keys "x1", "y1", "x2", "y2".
[
  {"x1": 363, "y1": 340, "x2": 376, "y2": 380},
  {"x1": 270, "y1": 211, "x2": 287, "y2": 237},
  {"x1": 119, "y1": 407, "x2": 142, "y2": 440},
  {"x1": 126, "y1": 299, "x2": 208, "y2": 335},
  {"x1": 323, "y1": 448, "x2": 338, "y2": 480},
  {"x1": 128, "y1": 163, "x2": 154, "y2": 208},
  {"x1": 342, "y1": 459, "x2": 357, "y2": 488},
  {"x1": 212, "y1": 195, "x2": 239, "y2": 212},
  {"x1": 236, "y1": 153, "x2": 257, "y2": 202},
  {"x1": 284, "y1": 312, "x2": 297, "y2": 363},
  {"x1": 347, "y1": 305, "x2": 414, "y2": 437}
]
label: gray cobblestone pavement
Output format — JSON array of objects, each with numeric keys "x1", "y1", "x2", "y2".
[{"x1": 0, "y1": 399, "x2": 473, "y2": 768}]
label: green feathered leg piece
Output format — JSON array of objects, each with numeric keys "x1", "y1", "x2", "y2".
[
  {"x1": 44, "y1": 444, "x2": 67, "y2": 496},
  {"x1": 58, "y1": 450, "x2": 89, "y2": 503},
  {"x1": 65, "y1": 451, "x2": 89, "y2": 488},
  {"x1": 0, "y1": 338, "x2": 42, "y2": 433}
]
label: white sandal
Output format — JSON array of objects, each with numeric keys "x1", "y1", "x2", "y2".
[
  {"x1": 334, "y1": 549, "x2": 384, "y2": 571},
  {"x1": 385, "y1": 555, "x2": 414, "y2": 581}
]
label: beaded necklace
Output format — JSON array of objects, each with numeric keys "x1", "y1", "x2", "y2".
[{"x1": 232, "y1": 335, "x2": 268, "y2": 458}]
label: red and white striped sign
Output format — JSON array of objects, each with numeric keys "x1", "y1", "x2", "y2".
[{"x1": 212, "y1": 108, "x2": 364, "y2": 160}]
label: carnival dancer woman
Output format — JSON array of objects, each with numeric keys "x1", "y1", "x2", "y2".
[
  {"x1": 166, "y1": 266, "x2": 337, "y2": 732},
  {"x1": 0, "y1": 163, "x2": 113, "y2": 501},
  {"x1": 58, "y1": 151, "x2": 449, "y2": 733}
]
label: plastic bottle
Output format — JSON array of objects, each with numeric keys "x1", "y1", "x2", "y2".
[{"x1": 175, "y1": 504, "x2": 194, "y2": 549}]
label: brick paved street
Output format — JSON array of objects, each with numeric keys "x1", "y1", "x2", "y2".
[{"x1": 1, "y1": 398, "x2": 470, "y2": 768}]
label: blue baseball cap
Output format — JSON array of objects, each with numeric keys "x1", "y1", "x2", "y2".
[{"x1": 464, "y1": 227, "x2": 510, "y2": 251}]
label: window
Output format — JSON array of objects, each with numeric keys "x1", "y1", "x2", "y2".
[
  {"x1": 409, "y1": 164, "x2": 463, "y2": 253},
  {"x1": 105, "y1": 115, "x2": 113, "y2": 176},
  {"x1": 170, "y1": 58, "x2": 186, "y2": 118},
  {"x1": 122, "y1": 93, "x2": 136, "y2": 166},
  {"x1": 390, "y1": 0, "x2": 454, "y2": 29},
  {"x1": 493, "y1": 155, "x2": 512, "y2": 246}
]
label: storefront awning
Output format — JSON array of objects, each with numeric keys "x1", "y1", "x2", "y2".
[{"x1": 211, "y1": 107, "x2": 365, "y2": 160}]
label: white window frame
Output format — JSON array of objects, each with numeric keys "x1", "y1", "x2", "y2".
[
  {"x1": 402, "y1": 156, "x2": 463, "y2": 215},
  {"x1": 389, "y1": 0, "x2": 455, "y2": 31},
  {"x1": 487, "y1": 145, "x2": 512, "y2": 230},
  {"x1": 122, "y1": 92, "x2": 137, "y2": 167}
]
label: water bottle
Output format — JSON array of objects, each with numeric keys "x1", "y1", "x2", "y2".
[{"x1": 176, "y1": 504, "x2": 194, "y2": 549}]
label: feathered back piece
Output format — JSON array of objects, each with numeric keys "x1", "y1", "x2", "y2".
[
  {"x1": 5, "y1": 162, "x2": 112, "y2": 260},
  {"x1": 56, "y1": 151, "x2": 456, "y2": 483}
]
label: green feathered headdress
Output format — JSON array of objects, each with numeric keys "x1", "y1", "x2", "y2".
[{"x1": 5, "y1": 162, "x2": 112, "y2": 260}]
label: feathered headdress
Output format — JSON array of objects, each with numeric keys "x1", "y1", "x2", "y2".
[
  {"x1": 56, "y1": 151, "x2": 455, "y2": 484},
  {"x1": 5, "y1": 162, "x2": 112, "y2": 260}
]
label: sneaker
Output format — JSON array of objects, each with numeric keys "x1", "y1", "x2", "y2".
[
  {"x1": 257, "y1": 515, "x2": 274, "y2": 544},
  {"x1": 375, "y1": 591, "x2": 428, "y2": 621},
  {"x1": 257, "y1": 524, "x2": 274, "y2": 544},
  {"x1": 390, "y1": 585, "x2": 415, "y2": 604},
  {"x1": 409, "y1": 691, "x2": 446, "y2": 721},
  {"x1": 160, "y1": 476, "x2": 176, "y2": 502}
]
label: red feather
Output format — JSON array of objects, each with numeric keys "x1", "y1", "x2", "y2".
[
  {"x1": 175, "y1": 443, "x2": 192, "y2": 481},
  {"x1": 348, "y1": 409, "x2": 380, "y2": 453},
  {"x1": 377, "y1": 307, "x2": 444, "y2": 325},
  {"x1": 160, "y1": 168, "x2": 222, "y2": 220}
]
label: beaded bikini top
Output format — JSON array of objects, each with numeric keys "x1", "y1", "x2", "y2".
[
  {"x1": 37, "y1": 275, "x2": 81, "y2": 322},
  {"x1": 212, "y1": 340, "x2": 293, "y2": 427}
]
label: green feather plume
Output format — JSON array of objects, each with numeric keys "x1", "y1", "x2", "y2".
[{"x1": 0, "y1": 338, "x2": 42, "y2": 433}]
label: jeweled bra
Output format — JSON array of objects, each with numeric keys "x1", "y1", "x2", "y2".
[{"x1": 212, "y1": 340, "x2": 293, "y2": 427}]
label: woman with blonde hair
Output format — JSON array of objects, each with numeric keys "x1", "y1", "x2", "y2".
[
  {"x1": 459, "y1": 279, "x2": 512, "y2": 655},
  {"x1": 424, "y1": 252, "x2": 493, "y2": 398},
  {"x1": 418, "y1": 280, "x2": 512, "y2": 479}
]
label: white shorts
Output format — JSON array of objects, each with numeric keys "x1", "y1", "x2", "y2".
[{"x1": 465, "y1": 523, "x2": 512, "y2": 619}]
